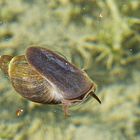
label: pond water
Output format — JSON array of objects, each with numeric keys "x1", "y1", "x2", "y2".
[{"x1": 0, "y1": 0, "x2": 140, "y2": 140}]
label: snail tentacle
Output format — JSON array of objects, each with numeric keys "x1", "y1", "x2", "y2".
[{"x1": 90, "y1": 91, "x2": 101, "y2": 104}]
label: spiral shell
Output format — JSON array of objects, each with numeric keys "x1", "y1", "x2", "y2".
[{"x1": 0, "y1": 46, "x2": 101, "y2": 116}]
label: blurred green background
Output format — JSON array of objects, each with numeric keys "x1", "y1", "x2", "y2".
[{"x1": 0, "y1": 0, "x2": 140, "y2": 140}]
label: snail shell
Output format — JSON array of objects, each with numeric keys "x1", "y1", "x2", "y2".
[{"x1": 0, "y1": 47, "x2": 101, "y2": 116}]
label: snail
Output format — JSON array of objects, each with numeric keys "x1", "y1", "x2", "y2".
[{"x1": 0, "y1": 47, "x2": 101, "y2": 116}]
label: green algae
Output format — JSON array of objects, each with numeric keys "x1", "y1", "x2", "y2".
[
  {"x1": 0, "y1": 0, "x2": 139, "y2": 75},
  {"x1": 0, "y1": 71, "x2": 140, "y2": 140},
  {"x1": 0, "y1": 0, "x2": 140, "y2": 140}
]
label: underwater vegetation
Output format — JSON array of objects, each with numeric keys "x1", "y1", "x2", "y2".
[
  {"x1": 0, "y1": 0, "x2": 140, "y2": 84},
  {"x1": 0, "y1": 0, "x2": 140, "y2": 140},
  {"x1": 0, "y1": 71, "x2": 140, "y2": 140}
]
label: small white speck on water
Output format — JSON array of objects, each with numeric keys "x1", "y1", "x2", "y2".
[
  {"x1": 83, "y1": 7, "x2": 86, "y2": 10},
  {"x1": 99, "y1": 13, "x2": 103, "y2": 18}
]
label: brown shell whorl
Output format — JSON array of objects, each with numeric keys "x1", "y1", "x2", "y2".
[
  {"x1": 8, "y1": 55, "x2": 61, "y2": 104},
  {"x1": 0, "y1": 55, "x2": 13, "y2": 75}
]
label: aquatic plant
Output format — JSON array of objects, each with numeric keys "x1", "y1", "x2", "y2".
[
  {"x1": 72, "y1": 0, "x2": 138, "y2": 84},
  {"x1": 1, "y1": 0, "x2": 139, "y2": 75},
  {"x1": 0, "y1": 70, "x2": 140, "y2": 140},
  {"x1": 76, "y1": 0, "x2": 140, "y2": 68}
]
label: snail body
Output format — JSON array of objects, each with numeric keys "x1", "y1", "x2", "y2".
[{"x1": 0, "y1": 47, "x2": 101, "y2": 116}]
